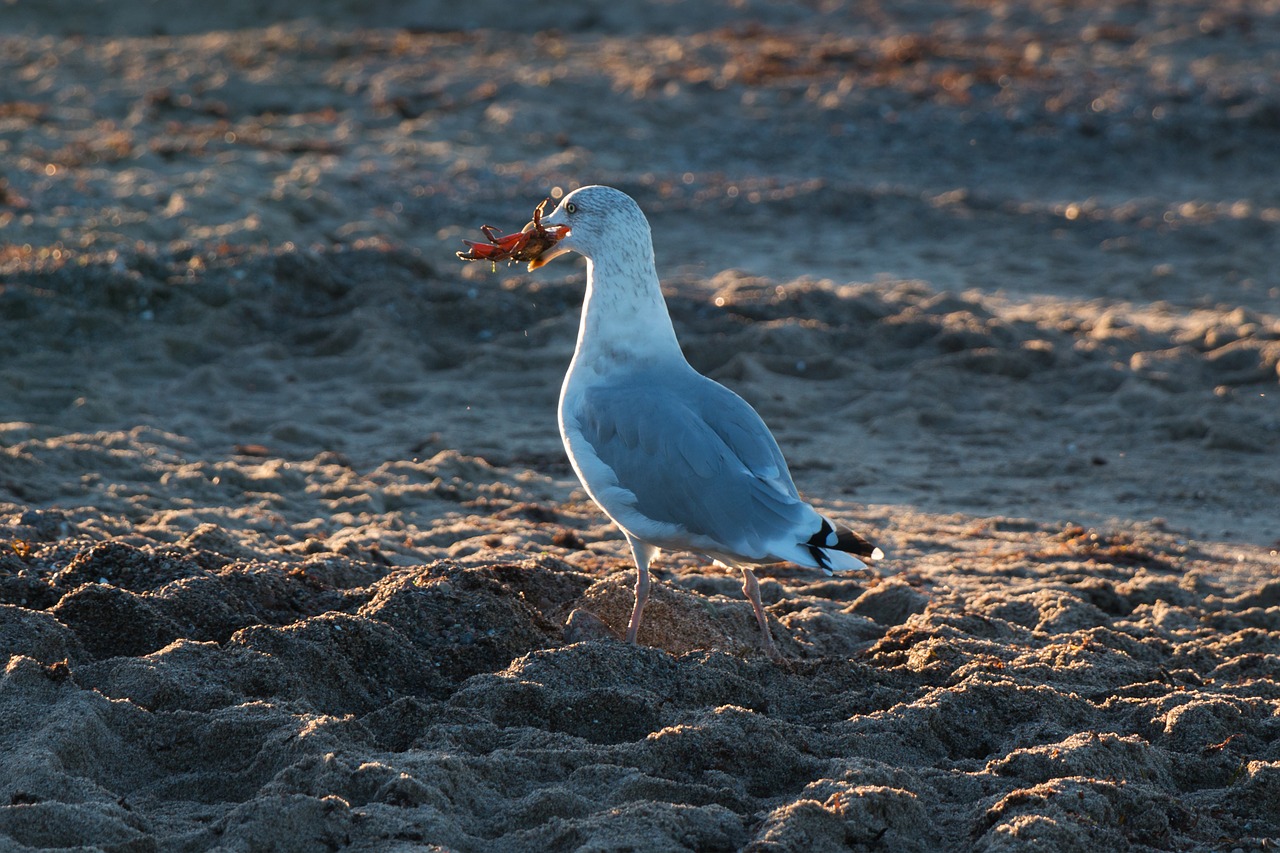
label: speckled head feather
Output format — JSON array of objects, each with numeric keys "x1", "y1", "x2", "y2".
[
  {"x1": 530, "y1": 186, "x2": 655, "y2": 272},
  {"x1": 532, "y1": 185, "x2": 680, "y2": 363}
]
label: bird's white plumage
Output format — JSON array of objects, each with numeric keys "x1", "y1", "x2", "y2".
[{"x1": 533, "y1": 185, "x2": 882, "y2": 652}]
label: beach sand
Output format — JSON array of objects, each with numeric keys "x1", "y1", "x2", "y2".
[{"x1": 2, "y1": 1, "x2": 1278, "y2": 849}]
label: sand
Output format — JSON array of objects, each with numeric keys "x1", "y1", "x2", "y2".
[{"x1": 2, "y1": 1, "x2": 1279, "y2": 850}]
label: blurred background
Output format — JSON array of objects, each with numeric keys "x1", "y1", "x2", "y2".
[{"x1": 1, "y1": 0, "x2": 1277, "y2": 543}]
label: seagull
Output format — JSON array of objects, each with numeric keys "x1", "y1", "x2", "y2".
[{"x1": 523, "y1": 185, "x2": 883, "y2": 657}]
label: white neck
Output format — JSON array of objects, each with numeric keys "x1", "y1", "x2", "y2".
[{"x1": 571, "y1": 250, "x2": 683, "y2": 370}]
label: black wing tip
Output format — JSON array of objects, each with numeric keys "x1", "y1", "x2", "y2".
[
  {"x1": 834, "y1": 527, "x2": 882, "y2": 560},
  {"x1": 807, "y1": 518, "x2": 884, "y2": 562}
]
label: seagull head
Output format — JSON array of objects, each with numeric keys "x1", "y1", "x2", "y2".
[{"x1": 526, "y1": 185, "x2": 652, "y2": 270}]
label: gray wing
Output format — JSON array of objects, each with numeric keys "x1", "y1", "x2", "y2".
[{"x1": 576, "y1": 372, "x2": 807, "y2": 556}]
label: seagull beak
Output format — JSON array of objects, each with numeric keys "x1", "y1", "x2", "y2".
[{"x1": 527, "y1": 239, "x2": 572, "y2": 270}]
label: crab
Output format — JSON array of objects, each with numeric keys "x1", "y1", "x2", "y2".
[{"x1": 456, "y1": 197, "x2": 569, "y2": 270}]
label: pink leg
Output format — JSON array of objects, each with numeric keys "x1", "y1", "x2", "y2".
[
  {"x1": 625, "y1": 537, "x2": 655, "y2": 644},
  {"x1": 741, "y1": 567, "x2": 781, "y2": 659}
]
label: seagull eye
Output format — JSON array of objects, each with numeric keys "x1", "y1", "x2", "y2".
[{"x1": 565, "y1": 202, "x2": 577, "y2": 214}]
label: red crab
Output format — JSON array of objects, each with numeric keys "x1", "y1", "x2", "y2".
[{"x1": 456, "y1": 197, "x2": 569, "y2": 269}]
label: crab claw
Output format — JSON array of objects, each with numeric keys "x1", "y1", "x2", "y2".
[
  {"x1": 523, "y1": 206, "x2": 572, "y2": 269},
  {"x1": 456, "y1": 197, "x2": 572, "y2": 268}
]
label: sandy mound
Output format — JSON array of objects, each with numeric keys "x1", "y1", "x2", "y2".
[{"x1": 3, "y1": 513, "x2": 1279, "y2": 849}]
